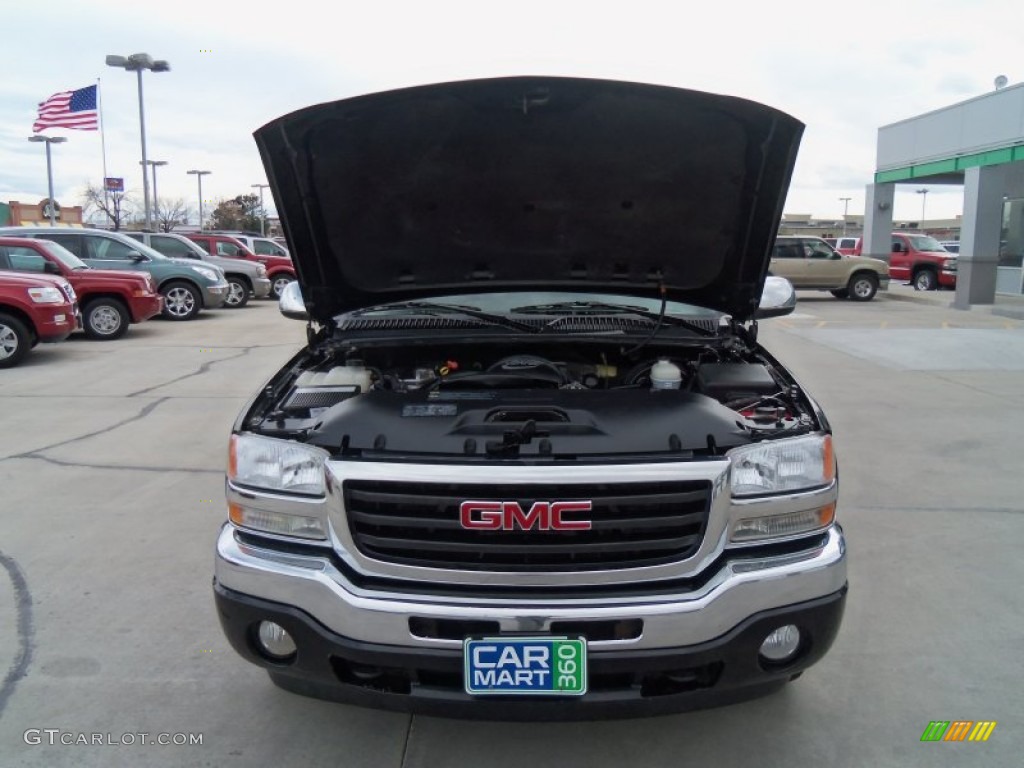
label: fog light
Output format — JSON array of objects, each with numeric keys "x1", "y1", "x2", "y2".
[
  {"x1": 257, "y1": 621, "x2": 297, "y2": 660},
  {"x1": 759, "y1": 624, "x2": 801, "y2": 663}
]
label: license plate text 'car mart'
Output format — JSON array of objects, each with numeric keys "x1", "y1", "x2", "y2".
[{"x1": 464, "y1": 638, "x2": 586, "y2": 695}]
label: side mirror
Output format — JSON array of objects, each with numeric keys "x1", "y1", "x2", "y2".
[
  {"x1": 279, "y1": 280, "x2": 309, "y2": 321},
  {"x1": 831, "y1": 251, "x2": 842, "y2": 260},
  {"x1": 891, "y1": 242, "x2": 902, "y2": 253},
  {"x1": 44, "y1": 261, "x2": 62, "y2": 274},
  {"x1": 755, "y1": 276, "x2": 796, "y2": 319},
  {"x1": 127, "y1": 251, "x2": 147, "y2": 262}
]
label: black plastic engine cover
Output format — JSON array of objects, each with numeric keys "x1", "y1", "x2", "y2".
[{"x1": 306, "y1": 388, "x2": 751, "y2": 458}]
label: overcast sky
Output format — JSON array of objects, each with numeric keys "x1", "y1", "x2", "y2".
[{"x1": 1, "y1": 0, "x2": 1019, "y2": 225}]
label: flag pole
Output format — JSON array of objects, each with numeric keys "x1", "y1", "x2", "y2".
[{"x1": 97, "y1": 78, "x2": 111, "y2": 227}]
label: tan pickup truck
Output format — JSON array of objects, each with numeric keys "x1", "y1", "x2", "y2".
[{"x1": 771, "y1": 236, "x2": 889, "y2": 301}]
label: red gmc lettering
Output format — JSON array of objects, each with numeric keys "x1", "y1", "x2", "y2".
[{"x1": 460, "y1": 501, "x2": 592, "y2": 531}]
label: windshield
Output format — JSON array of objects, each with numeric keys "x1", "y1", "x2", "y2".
[
  {"x1": 37, "y1": 240, "x2": 89, "y2": 269},
  {"x1": 907, "y1": 235, "x2": 948, "y2": 253},
  {"x1": 351, "y1": 291, "x2": 723, "y2": 317}
]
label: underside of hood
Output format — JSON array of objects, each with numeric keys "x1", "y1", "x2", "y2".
[{"x1": 255, "y1": 76, "x2": 803, "y2": 322}]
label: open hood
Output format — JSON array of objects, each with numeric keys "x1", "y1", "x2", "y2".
[{"x1": 255, "y1": 76, "x2": 803, "y2": 322}]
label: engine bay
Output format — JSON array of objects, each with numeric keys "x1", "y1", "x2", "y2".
[{"x1": 247, "y1": 339, "x2": 819, "y2": 459}]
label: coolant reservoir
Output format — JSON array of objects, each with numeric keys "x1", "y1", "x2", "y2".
[
  {"x1": 650, "y1": 359, "x2": 682, "y2": 390},
  {"x1": 321, "y1": 361, "x2": 372, "y2": 392}
]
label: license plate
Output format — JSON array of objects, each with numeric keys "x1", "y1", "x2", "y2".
[{"x1": 464, "y1": 636, "x2": 587, "y2": 696}]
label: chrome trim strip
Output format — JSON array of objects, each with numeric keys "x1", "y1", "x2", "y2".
[{"x1": 324, "y1": 459, "x2": 731, "y2": 587}]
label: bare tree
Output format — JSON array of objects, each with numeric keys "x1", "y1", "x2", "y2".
[
  {"x1": 154, "y1": 198, "x2": 191, "y2": 232},
  {"x1": 82, "y1": 184, "x2": 132, "y2": 231}
]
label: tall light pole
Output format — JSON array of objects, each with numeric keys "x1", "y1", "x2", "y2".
[
  {"x1": 106, "y1": 52, "x2": 170, "y2": 231},
  {"x1": 838, "y1": 196, "x2": 852, "y2": 235},
  {"x1": 916, "y1": 188, "x2": 929, "y2": 228},
  {"x1": 251, "y1": 183, "x2": 270, "y2": 236},
  {"x1": 188, "y1": 170, "x2": 211, "y2": 229},
  {"x1": 142, "y1": 160, "x2": 167, "y2": 229},
  {"x1": 27, "y1": 135, "x2": 67, "y2": 226}
]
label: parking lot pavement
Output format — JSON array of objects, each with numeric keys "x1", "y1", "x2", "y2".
[{"x1": 1, "y1": 298, "x2": 1021, "y2": 767}]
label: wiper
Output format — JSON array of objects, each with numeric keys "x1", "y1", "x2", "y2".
[
  {"x1": 354, "y1": 301, "x2": 539, "y2": 333},
  {"x1": 510, "y1": 301, "x2": 717, "y2": 337}
]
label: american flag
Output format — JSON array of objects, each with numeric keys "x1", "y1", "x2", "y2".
[{"x1": 33, "y1": 85, "x2": 99, "y2": 132}]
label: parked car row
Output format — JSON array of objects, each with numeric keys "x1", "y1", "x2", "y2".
[{"x1": 0, "y1": 227, "x2": 296, "y2": 367}]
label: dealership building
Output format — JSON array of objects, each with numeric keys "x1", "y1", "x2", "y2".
[{"x1": 862, "y1": 80, "x2": 1024, "y2": 306}]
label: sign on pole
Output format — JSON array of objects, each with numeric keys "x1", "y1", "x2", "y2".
[{"x1": 104, "y1": 177, "x2": 124, "y2": 192}]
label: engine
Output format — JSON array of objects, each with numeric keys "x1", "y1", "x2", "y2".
[{"x1": 248, "y1": 342, "x2": 813, "y2": 460}]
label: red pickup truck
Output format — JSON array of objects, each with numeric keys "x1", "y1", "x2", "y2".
[
  {"x1": 0, "y1": 236, "x2": 163, "y2": 340},
  {"x1": 855, "y1": 233, "x2": 957, "y2": 291},
  {"x1": 0, "y1": 270, "x2": 78, "y2": 368}
]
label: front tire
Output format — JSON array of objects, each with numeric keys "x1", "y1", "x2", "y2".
[
  {"x1": 271, "y1": 273, "x2": 295, "y2": 300},
  {"x1": 913, "y1": 269, "x2": 938, "y2": 291},
  {"x1": 224, "y1": 277, "x2": 251, "y2": 308},
  {"x1": 0, "y1": 312, "x2": 31, "y2": 368},
  {"x1": 847, "y1": 273, "x2": 878, "y2": 301},
  {"x1": 83, "y1": 298, "x2": 129, "y2": 340},
  {"x1": 160, "y1": 281, "x2": 202, "y2": 321}
]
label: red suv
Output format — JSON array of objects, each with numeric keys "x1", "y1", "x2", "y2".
[
  {"x1": 0, "y1": 237, "x2": 163, "y2": 340},
  {"x1": 186, "y1": 233, "x2": 296, "y2": 299},
  {"x1": 0, "y1": 270, "x2": 78, "y2": 368}
]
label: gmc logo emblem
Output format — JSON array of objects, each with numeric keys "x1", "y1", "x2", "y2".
[{"x1": 459, "y1": 501, "x2": 593, "y2": 531}]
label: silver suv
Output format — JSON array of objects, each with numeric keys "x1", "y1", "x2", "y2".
[{"x1": 126, "y1": 232, "x2": 272, "y2": 308}]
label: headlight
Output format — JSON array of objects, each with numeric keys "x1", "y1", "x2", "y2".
[
  {"x1": 257, "y1": 264, "x2": 268, "y2": 277},
  {"x1": 27, "y1": 286, "x2": 64, "y2": 304},
  {"x1": 729, "y1": 434, "x2": 834, "y2": 497},
  {"x1": 943, "y1": 259, "x2": 957, "y2": 272},
  {"x1": 228, "y1": 433, "x2": 328, "y2": 496},
  {"x1": 191, "y1": 266, "x2": 220, "y2": 282}
]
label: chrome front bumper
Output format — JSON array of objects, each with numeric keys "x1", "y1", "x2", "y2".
[{"x1": 214, "y1": 522, "x2": 846, "y2": 652}]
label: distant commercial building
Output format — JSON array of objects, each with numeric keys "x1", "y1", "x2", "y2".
[
  {"x1": 0, "y1": 200, "x2": 84, "y2": 227},
  {"x1": 863, "y1": 81, "x2": 1024, "y2": 303}
]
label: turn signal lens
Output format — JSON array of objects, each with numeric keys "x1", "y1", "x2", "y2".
[{"x1": 731, "y1": 504, "x2": 835, "y2": 543}]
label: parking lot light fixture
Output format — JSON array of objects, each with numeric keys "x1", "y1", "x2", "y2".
[
  {"x1": 916, "y1": 188, "x2": 929, "y2": 228},
  {"x1": 142, "y1": 160, "x2": 168, "y2": 228},
  {"x1": 838, "y1": 197, "x2": 852, "y2": 236},
  {"x1": 188, "y1": 170, "x2": 211, "y2": 229},
  {"x1": 27, "y1": 135, "x2": 67, "y2": 225},
  {"x1": 106, "y1": 52, "x2": 171, "y2": 230},
  {"x1": 252, "y1": 183, "x2": 270, "y2": 236}
]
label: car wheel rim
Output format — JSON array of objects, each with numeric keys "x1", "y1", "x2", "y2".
[
  {"x1": 90, "y1": 306, "x2": 122, "y2": 334},
  {"x1": 165, "y1": 287, "x2": 196, "y2": 317},
  {"x1": 226, "y1": 282, "x2": 246, "y2": 306},
  {"x1": 853, "y1": 280, "x2": 872, "y2": 297},
  {"x1": 273, "y1": 277, "x2": 292, "y2": 297},
  {"x1": 0, "y1": 324, "x2": 18, "y2": 360}
]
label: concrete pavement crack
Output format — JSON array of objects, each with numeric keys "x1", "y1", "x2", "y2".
[
  {"x1": 0, "y1": 551, "x2": 33, "y2": 720},
  {"x1": 5, "y1": 398, "x2": 169, "y2": 461},
  {"x1": 14, "y1": 455, "x2": 222, "y2": 475},
  {"x1": 127, "y1": 346, "x2": 253, "y2": 397}
]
